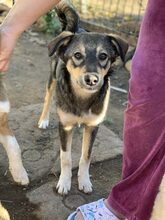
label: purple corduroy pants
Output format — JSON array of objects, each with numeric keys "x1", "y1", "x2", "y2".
[{"x1": 107, "y1": 0, "x2": 165, "y2": 219}]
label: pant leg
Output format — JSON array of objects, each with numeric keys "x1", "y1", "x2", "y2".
[{"x1": 107, "y1": 0, "x2": 165, "y2": 219}]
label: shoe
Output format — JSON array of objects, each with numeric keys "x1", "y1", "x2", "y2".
[{"x1": 67, "y1": 199, "x2": 120, "y2": 220}]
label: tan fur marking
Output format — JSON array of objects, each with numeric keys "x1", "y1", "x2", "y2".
[
  {"x1": 82, "y1": 127, "x2": 92, "y2": 161},
  {"x1": 0, "y1": 113, "x2": 13, "y2": 136},
  {"x1": 64, "y1": 125, "x2": 73, "y2": 131},
  {"x1": 67, "y1": 60, "x2": 86, "y2": 79},
  {"x1": 39, "y1": 79, "x2": 56, "y2": 123},
  {"x1": 72, "y1": 81, "x2": 94, "y2": 99},
  {"x1": 0, "y1": 202, "x2": 10, "y2": 220}
]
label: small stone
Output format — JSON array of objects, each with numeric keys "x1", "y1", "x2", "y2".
[
  {"x1": 64, "y1": 194, "x2": 86, "y2": 209},
  {"x1": 29, "y1": 37, "x2": 46, "y2": 46},
  {"x1": 23, "y1": 149, "x2": 41, "y2": 161}
]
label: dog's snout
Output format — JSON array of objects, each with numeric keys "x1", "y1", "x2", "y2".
[{"x1": 84, "y1": 74, "x2": 99, "y2": 86}]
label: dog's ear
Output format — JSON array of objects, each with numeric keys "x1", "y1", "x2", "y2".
[
  {"x1": 108, "y1": 34, "x2": 129, "y2": 62},
  {"x1": 48, "y1": 31, "x2": 74, "y2": 57}
]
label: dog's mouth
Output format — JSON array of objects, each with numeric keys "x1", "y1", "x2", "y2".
[{"x1": 80, "y1": 84, "x2": 100, "y2": 93}]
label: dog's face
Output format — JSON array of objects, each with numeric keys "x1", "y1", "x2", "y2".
[{"x1": 48, "y1": 31, "x2": 128, "y2": 93}]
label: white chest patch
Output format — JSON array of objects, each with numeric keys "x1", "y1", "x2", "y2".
[{"x1": 0, "y1": 101, "x2": 10, "y2": 113}]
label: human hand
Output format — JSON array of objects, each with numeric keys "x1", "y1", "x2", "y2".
[{"x1": 0, "y1": 26, "x2": 17, "y2": 72}]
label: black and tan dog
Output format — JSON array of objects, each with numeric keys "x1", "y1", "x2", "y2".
[{"x1": 38, "y1": 1, "x2": 128, "y2": 195}]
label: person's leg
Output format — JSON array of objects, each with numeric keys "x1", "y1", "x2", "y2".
[
  {"x1": 108, "y1": 0, "x2": 165, "y2": 219},
  {"x1": 108, "y1": 99, "x2": 165, "y2": 220}
]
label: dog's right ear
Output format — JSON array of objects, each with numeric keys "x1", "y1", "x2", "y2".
[{"x1": 48, "y1": 31, "x2": 74, "y2": 57}]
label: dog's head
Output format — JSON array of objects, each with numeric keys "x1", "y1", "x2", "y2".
[{"x1": 48, "y1": 31, "x2": 128, "y2": 93}]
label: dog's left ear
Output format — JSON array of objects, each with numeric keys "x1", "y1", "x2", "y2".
[{"x1": 108, "y1": 34, "x2": 129, "y2": 62}]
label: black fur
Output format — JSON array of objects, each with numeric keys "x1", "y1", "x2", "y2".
[
  {"x1": 55, "y1": 3, "x2": 79, "y2": 33},
  {"x1": 59, "y1": 122, "x2": 72, "y2": 151},
  {"x1": 86, "y1": 126, "x2": 99, "y2": 159}
]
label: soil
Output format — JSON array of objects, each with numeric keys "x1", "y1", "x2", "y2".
[
  {"x1": 0, "y1": 156, "x2": 122, "y2": 220},
  {"x1": 0, "y1": 31, "x2": 130, "y2": 219}
]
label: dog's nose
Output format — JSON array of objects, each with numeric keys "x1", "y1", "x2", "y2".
[{"x1": 84, "y1": 74, "x2": 99, "y2": 86}]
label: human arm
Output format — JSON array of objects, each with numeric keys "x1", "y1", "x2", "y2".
[{"x1": 0, "y1": 0, "x2": 61, "y2": 72}]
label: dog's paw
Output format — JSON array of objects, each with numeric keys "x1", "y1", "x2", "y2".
[
  {"x1": 38, "y1": 119, "x2": 49, "y2": 129},
  {"x1": 10, "y1": 165, "x2": 29, "y2": 185},
  {"x1": 78, "y1": 175, "x2": 93, "y2": 193},
  {"x1": 56, "y1": 175, "x2": 71, "y2": 195}
]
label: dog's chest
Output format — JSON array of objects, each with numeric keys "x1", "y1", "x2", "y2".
[{"x1": 57, "y1": 86, "x2": 110, "y2": 127}]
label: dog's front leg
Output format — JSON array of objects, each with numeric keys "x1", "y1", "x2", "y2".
[
  {"x1": 0, "y1": 112, "x2": 29, "y2": 185},
  {"x1": 56, "y1": 122, "x2": 73, "y2": 195},
  {"x1": 38, "y1": 78, "x2": 56, "y2": 129},
  {"x1": 78, "y1": 125, "x2": 99, "y2": 193}
]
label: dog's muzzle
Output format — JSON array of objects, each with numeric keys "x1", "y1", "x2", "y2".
[
  {"x1": 81, "y1": 73, "x2": 102, "y2": 91},
  {"x1": 84, "y1": 74, "x2": 99, "y2": 87}
]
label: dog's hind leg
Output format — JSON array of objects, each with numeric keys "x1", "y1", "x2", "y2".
[
  {"x1": 78, "y1": 125, "x2": 99, "y2": 193},
  {"x1": 0, "y1": 81, "x2": 29, "y2": 185},
  {"x1": 56, "y1": 122, "x2": 73, "y2": 195},
  {"x1": 38, "y1": 75, "x2": 56, "y2": 129}
]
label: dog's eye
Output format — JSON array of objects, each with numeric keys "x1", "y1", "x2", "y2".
[
  {"x1": 74, "y1": 52, "x2": 83, "y2": 60},
  {"x1": 99, "y1": 53, "x2": 108, "y2": 61}
]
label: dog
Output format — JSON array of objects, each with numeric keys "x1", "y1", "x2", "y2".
[
  {"x1": 0, "y1": 78, "x2": 29, "y2": 185},
  {"x1": 38, "y1": 1, "x2": 128, "y2": 195}
]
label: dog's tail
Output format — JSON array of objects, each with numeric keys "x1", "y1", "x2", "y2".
[{"x1": 55, "y1": 0, "x2": 79, "y2": 33}]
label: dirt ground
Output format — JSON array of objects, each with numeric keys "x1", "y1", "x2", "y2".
[
  {"x1": 0, "y1": 156, "x2": 122, "y2": 220},
  {"x1": 0, "y1": 31, "x2": 130, "y2": 219}
]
